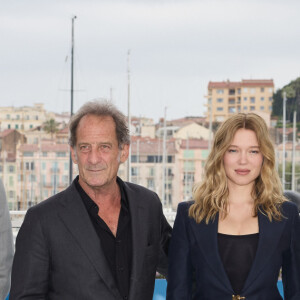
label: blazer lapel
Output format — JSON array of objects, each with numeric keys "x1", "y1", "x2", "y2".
[
  {"x1": 242, "y1": 210, "x2": 287, "y2": 291},
  {"x1": 122, "y1": 183, "x2": 148, "y2": 289},
  {"x1": 189, "y1": 214, "x2": 233, "y2": 293},
  {"x1": 58, "y1": 184, "x2": 121, "y2": 299}
]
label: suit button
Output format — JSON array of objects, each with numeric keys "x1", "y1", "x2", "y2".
[{"x1": 123, "y1": 296, "x2": 128, "y2": 300}]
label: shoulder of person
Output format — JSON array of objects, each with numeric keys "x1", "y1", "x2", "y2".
[
  {"x1": 177, "y1": 200, "x2": 194, "y2": 213},
  {"x1": 25, "y1": 185, "x2": 74, "y2": 217},
  {"x1": 281, "y1": 200, "x2": 299, "y2": 217}
]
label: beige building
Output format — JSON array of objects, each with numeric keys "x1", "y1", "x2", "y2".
[
  {"x1": 205, "y1": 79, "x2": 274, "y2": 122},
  {"x1": 0, "y1": 103, "x2": 55, "y2": 132}
]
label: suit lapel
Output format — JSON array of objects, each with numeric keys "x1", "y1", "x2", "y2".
[
  {"x1": 189, "y1": 214, "x2": 233, "y2": 293},
  {"x1": 122, "y1": 183, "x2": 148, "y2": 290},
  {"x1": 242, "y1": 210, "x2": 286, "y2": 291},
  {"x1": 58, "y1": 184, "x2": 121, "y2": 299}
]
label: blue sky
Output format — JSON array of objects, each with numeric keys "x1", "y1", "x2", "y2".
[{"x1": 1, "y1": 0, "x2": 300, "y2": 121}]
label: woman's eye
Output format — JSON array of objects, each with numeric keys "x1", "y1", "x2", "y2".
[{"x1": 228, "y1": 149, "x2": 237, "y2": 153}]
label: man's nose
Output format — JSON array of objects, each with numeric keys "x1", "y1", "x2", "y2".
[{"x1": 87, "y1": 148, "x2": 101, "y2": 163}]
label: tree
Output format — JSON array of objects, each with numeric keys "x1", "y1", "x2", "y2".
[
  {"x1": 43, "y1": 119, "x2": 59, "y2": 140},
  {"x1": 272, "y1": 77, "x2": 300, "y2": 123}
]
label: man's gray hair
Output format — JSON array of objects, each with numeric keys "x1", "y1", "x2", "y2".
[{"x1": 69, "y1": 100, "x2": 130, "y2": 148}]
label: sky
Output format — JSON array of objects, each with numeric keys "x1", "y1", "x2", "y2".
[{"x1": 1, "y1": 0, "x2": 300, "y2": 122}]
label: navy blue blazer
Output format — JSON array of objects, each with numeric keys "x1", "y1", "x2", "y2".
[{"x1": 167, "y1": 201, "x2": 300, "y2": 300}]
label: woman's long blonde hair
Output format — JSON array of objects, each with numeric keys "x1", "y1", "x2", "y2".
[{"x1": 189, "y1": 113, "x2": 286, "y2": 224}]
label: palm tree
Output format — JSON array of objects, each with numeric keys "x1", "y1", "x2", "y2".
[{"x1": 43, "y1": 119, "x2": 59, "y2": 140}]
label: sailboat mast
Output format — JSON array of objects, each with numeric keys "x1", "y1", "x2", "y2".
[{"x1": 69, "y1": 15, "x2": 76, "y2": 185}]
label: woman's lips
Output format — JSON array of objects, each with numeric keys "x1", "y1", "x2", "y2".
[{"x1": 235, "y1": 169, "x2": 250, "y2": 175}]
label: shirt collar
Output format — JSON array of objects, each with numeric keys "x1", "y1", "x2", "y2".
[{"x1": 74, "y1": 176, "x2": 129, "y2": 213}]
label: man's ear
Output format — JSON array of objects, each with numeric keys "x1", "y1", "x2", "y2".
[
  {"x1": 120, "y1": 144, "x2": 129, "y2": 163},
  {"x1": 70, "y1": 147, "x2": 78, "y2": 164}
]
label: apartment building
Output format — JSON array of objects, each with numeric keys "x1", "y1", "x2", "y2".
[
  {"x1": 206, "y1": 79, "x2": 274, "y2": 122},
  {"x1": 0, "y1": 103, "x2": 55, "y2": 132}
]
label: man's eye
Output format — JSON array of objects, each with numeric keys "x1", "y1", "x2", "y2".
[
  {"x1": 80, "y1": 145, "x2": 90, "y2": 152},
  {"x1": 100, "y1": 145, "x2": 111, "y2": 151}
]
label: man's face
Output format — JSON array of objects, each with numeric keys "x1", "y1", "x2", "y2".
[{"x1": 71, "y1": 114, "x2": 129, "y2": 192}]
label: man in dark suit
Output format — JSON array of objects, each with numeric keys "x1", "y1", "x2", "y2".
[{"x1": 10, "y1": 100, "x2": 172, "y2": 300}]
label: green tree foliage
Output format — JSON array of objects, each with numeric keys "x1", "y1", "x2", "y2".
[
  {"x1": 43, "y1": 119, "x2": 59, "y2": 139},
  {"x1": 272, "y1": 77, "x2": 300, "y2": 123}
]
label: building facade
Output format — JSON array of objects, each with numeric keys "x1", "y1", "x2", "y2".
[{"x1": 206, "y1": 79, "x2": 274, "y2": 122}]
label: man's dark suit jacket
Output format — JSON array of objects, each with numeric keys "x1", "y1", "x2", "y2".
[
  {"x1": 167, "y1": 200, "x2": 300, "y2": 300},
  {"x1": 10, "y1": 178, "x2": 172, "y2": 300}
]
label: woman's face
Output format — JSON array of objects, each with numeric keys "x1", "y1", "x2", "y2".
[{"x1": 223, "y1": 128, "x2": 264, "y2": 190}]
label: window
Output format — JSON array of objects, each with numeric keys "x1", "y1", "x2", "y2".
[
  {"x1": 42, "y1": 162, "x2": 46, "y2": 170},
  {"x1": 8, "y1": 124, "x2": 11, "y2": 129},
  {"x1": 243, "y1": 88, "x2": 248, "y2": 93},
  {"x1": 229, "y1": 89, "x2": 235, "y2": 95},
  {"x1": 260, "y1": 97, "x2": 264, "y2": 101},
  {"x1": 64, "y1": 162, "x2": 69, "y2": 171},
  {"x1": 217, "y1": 98, "x2": 223, "y2": 103},
  {"x1": 42, "y1": 152, "x2": 48, "y2": 157},
  {"x1": 269, "y1": 88, "x2": 273, "y2": 93},
  {"x1": 243, "y1": 97, "x2": 247, "y2": 101},
  {"x1": 56, "y1": 152, "x2": 66, "y2": 157},
  {"x1": 9, "y1": 191, "x2": 14, "y2": 198},
  {"x1": 229, "y1": 99, "x2": 235, "y2": 105},
  {"x1": 9, "y1": 176, "x2": 13, "y2": 186},
  {"x1": 15, "y1": 124, "x2": 19, "y2": 129},
  {"x1": 250, "y1": 88, "x2": 256, "y2": 94},
  {"x1": 260, "y1": 87, "x2": 264, "y2": 92},
  {"x1": 250, "y1": 106, "x2": 255, "y2": 111},
  {"x1": 243, "y1": 106, "x2": 248, "y2": 110},
  {"x1": 216, "y1": 89, "x2": 224, "y2": 94},
  {"x1": 131, "y1": 167, "x2": 138, "y2": 176},
  {"x1": 30, "y1": 174, "x2": 36, "y2": 182},
  {"x1": 30, "y1": 125, "x2": 33, "y2": 129},
  {"x1": 269, "y1": 97, "x2": 273, "y2": 102},
  {"x1": 35, "y1": 115, "x2": 39, "y2": 120},
  {"x1": 229, "y1": 107, "x2": 236, "y2": 113},
  {"x1": 147, "y1": 178, "x2": 155, "y2": 190},
  {"x1": 269, "y1": 106, "x2": 273, "y2": 111},
  {"x1": 8, "y1": 165, "x2": 14, "y2": 172},
  {"x1": 24, "y1": 152, "x2": 34, "y2": 157},
  {"x1": 6, "y1": 114, "x2": 10, "y2": 120},
  {"x1": 149, "y1": 167, "x2": 155, "y2": 176},
  {"x1": 131, "y1": 155, "x2": 137, "y2": 162},
  {"x1": 250, "y1": 97, "x2": 255, "y2": 103},
  {"x1": 167, "y1": 156, "x2": 174, "y2": 163},
  {"x1": 16, "y1": 114, "x2": 20, "y2": 119},
  {"x1": 217, "y1": 107, "x2": 223, "y2": 111},
  {"x1": 62, "y1": 175, "x2": 69, "y2": 184},
  {"x1": 260, "y1": 106, "x2": 264, "y2": 111},
  {"x1": 26, "y1": 115, "x2": 30, "y2": 120}
]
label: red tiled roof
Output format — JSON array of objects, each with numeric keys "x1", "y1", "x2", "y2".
[
  {"x1": 130, "y1": 138, "x2": 177, "y2": 155},
  {"x1": 19, "y1": 143, "x2": 69, "y2": 152},
  {"x1": 180, "y1": 139, "x2": 208, "y2": 149},
  {"x1": 208, "y1": 79, "x2": 274, "y2": 89},
  {"x1": 0, "y1": 129, "x2": 14, "y2": 138},
  {"x1": 19, "y1": 144, "x2": 39, "y2": 152}
]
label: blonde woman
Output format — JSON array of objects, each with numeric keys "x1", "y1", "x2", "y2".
[{"x1": 167, "y1": 113, "x2": 300, "y2": 300}]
